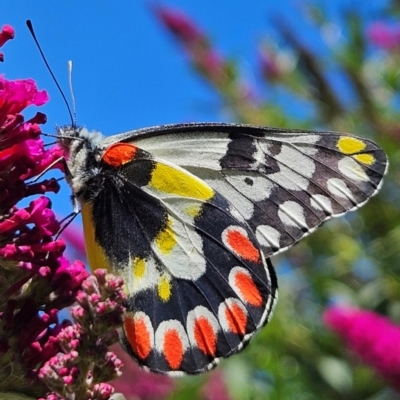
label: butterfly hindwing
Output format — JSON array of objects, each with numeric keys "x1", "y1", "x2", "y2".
[{"x1": 83, "y1": 143, "x2": 277, "y2": 374}]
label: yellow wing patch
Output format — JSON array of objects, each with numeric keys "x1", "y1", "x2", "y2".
[
  {"x1": 337, "y1": 137, "x2": 366, "y2": 154},
  {"x1": 158, "y1": 274, "x2": 172, "y2": 301},
  {"x1": 184, "y1": 204, "x2": 202, "y2": 218},
  {"x1": 81, "y1": 202, "x2": 113, "y2": 273},
  {"x1": 337, "y1": 136, "x2": 375, "y2": 166},
  {"x1": 132, "y1": 256, "x2": 146, "y2": 278},
  {"x1": 149, "y1": 162, "x2": 214, "y2": 200},
  {"x1": 155, "y1": 216, "x2": 177, "y2": 255},
  {"x1": 353, "y1": 153, "x2": 375, "y2": 166}
]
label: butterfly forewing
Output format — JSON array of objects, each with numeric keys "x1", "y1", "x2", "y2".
[{"x1": 127, "y1": 124, "x2": 387, "y2": 256}]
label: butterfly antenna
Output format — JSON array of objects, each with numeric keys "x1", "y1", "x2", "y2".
[
  {"x1": 68, "y1": 60, "x2": 77, "y2": 126},
  {"x1": 26, "y1": 20, "x2": 74, "y2": 126}
]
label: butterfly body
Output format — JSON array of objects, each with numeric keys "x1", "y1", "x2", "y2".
[{"x1": 58, "y1": 123, "x2": 387, "y2": 375}]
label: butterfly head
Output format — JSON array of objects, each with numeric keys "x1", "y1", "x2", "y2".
[
  {"x1": 57, "y1": 125, "x2": 103, "y2": 152},
  {"x1": 57, "y1": 125, "x2": 106, "y2": 196}
]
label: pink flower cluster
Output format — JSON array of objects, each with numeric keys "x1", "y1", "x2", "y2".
[
  {"x1": 0, "y1": 25, "x2": 90, "y2": 394},
  {"x1": 324, "y1": 306, "x2": 400, "y2": 390},
  {"x1": 154, "y1": 5, "x2": 259, "y2": 123},
  {"x1": 0, "y1": 24, "x2": 126, "y2": 399},
  {"x1": 39, "y1": 269, "x2": 126, "y2": 400}
]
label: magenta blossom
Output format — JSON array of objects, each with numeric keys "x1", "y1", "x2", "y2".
[
  {"x1": 324, "y1": 306, "x2": 400, "y2": 390},
  {"x1": 367, "y1": 22, "x2": 400, "y2": 51},
  {"x1": 153, "y1": 5, "x2": 204, "y2": 47},
  {"x1": 259, "y1": 47, "x2": 285, "y2": 82},
  {"x1": 0, "y1": 25, "x2": 14, "y2": 61},
  {"x1": 154, "y1": 5, "x2": 227, "y2": 85},
  {"x1": 201, "y1": 370, "x2": 231, "y2": 400},
  {"x1": 0, "y1": 24, "x2": 90, "y2": 396}
]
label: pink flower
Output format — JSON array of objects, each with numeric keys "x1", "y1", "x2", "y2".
[
  {"x1": 367, "y1": 22, "x2": 400, "y2": 50},
  {"x1": 0, "y1": 25, "x2": 14, "y2": 47},
  {"x1": 324, "y1": 306, "x2": 400, "y2": 390},
  {"x1": 154, "y1": 5, "x2": 227, "y2": 85},
  {"x1": 201, "y1": 370, "x2": 231, "y2": 400},
  {"x1": 0, "y1": 25, "x2": 14, "y2": 62},
  {"x1": 259, "y1": 47, "x2": 285, "y2": 82},
  {"x1": 0, "y1": 77, "x2": 49, "y2": 118},
  {"x1": 154, "y1": 5, "x2": 203, "y2": 47},
  {"x1": 61, "y1": 223, "x2": 87, "y2": 259}
]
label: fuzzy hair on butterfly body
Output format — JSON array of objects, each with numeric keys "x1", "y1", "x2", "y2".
[{"x1": 57, "y1": 122, "x2": 387, "y2": 375}]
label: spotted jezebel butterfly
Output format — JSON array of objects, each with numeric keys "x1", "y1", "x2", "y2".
[{"x1": 57, "y1": 122, "x2": 387, "y2": 375}]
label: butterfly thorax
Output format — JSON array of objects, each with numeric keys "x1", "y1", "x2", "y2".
[{"x1": 57, "y1": 126, "x2": 110, "y2": 200}]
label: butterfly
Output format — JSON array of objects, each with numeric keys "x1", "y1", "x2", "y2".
[{"x1": 57, "y1": 122, "x2": 387, "y2": 375}]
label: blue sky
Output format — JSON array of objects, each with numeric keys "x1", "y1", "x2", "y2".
[{"x1": 1, "y1": 0, "x2": 390, "y2": 231}]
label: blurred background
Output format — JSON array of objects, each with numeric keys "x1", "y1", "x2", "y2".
[{"x1": 2, "y1": 0, "x2": 400, "y2": 399}]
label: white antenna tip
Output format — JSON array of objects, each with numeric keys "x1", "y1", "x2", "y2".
[{"x1": 67, "y1": 60, "x2": 77, "y2": 126}]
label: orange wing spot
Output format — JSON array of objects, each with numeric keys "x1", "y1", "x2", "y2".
[
  {"x1": 226, "y1": 228, "x2": 260, "y2": 263},
  {"x1": 225, "y1": 303, "x2": 247, "y2": 335},
  {"x1": 235, "y1": 271, "x2": 262, "y2": 307},
  {"x1": 163, "y1": 329, "x2": 184, "y2": 370},
  {"x1": 124, "y1": 315, "x2": 151, "y2": 360},
  {"x1": 103, "y1": 143, "x2": 138, "y2": 167},
  {"x1": 194, "y1": 317, "x2": 217, "y2": 356}
]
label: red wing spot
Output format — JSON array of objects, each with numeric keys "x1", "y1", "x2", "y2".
[
  {"x1": 194, "y1": 317, "x2": 217, "y2": 356},
  {"x1": 226, "y1": 228, "x2": 260, "y2": 263},
  {"x1": 225, "y1": 303, "x2": 247, "y2": 335},
  {"x1": 124, "y1": 315, "x2": 151, "y2": 360},
  {"x1": 103, "y1": 143, "x2": 138, "y2": 167},
  {"x1": 163, "y1": 329, "x2": 184, "y2": 370},
  {"x1": 235, "y1": 271, "x2": 263, "y2": 307}
]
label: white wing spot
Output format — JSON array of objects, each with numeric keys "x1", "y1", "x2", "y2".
[
  {"x1": 268, "y1": 145, "x2": 316, "y2": 191},
  {"x1": 226, "y1": 174, "x2": 275, "y2": 202},
  {"x1": 275, "y1": 145, "x2": 316, "y2": 177},
  {"x1": 327, "y1": 178, "x2": 355, "y2": 201},
  {"x1": 152, "y1": 216, "x2": 206, "y2": 280},
  {"x1": 338, "y1": 157, "x2": 369, "y2": 182},
  {"x1": 204, "y1": 178, "x2": 254, "y2": 219},
  {"x1": 122, "y1": 256, "x2": 159, "y2": 295},
  {"x1": 310, "y1": 194, "x2": 333, "y2": 214},
  {"x1": 256, "y1": 225, "x2": 281, "y2": 249},
  {"x1": 134, "y1": 132, "x2": 231, "y2": 170},
  {"x1": 278, "y1": 201, "x2": 307, "y2": 228}
]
